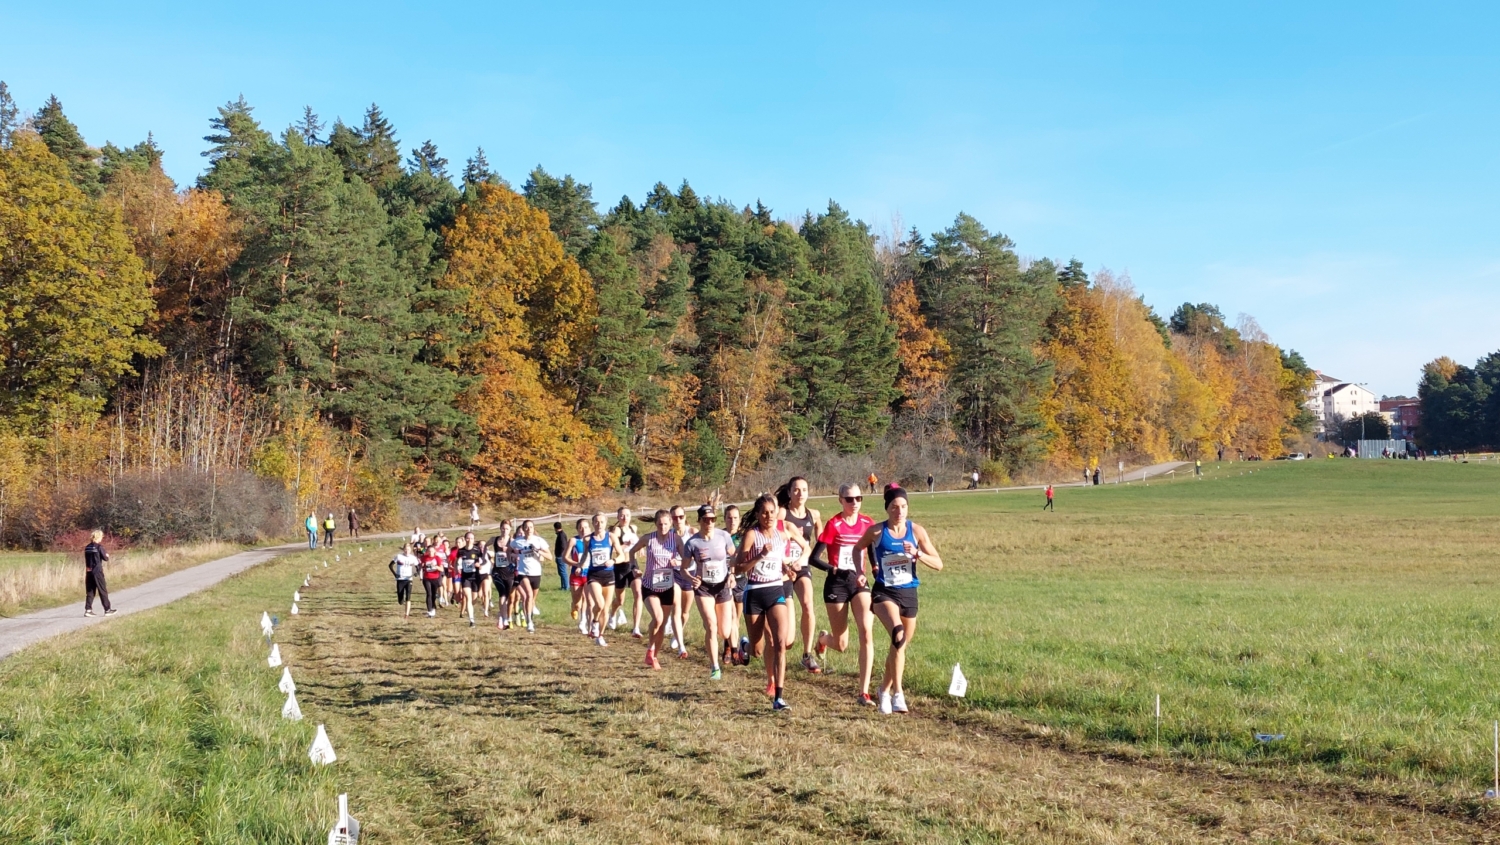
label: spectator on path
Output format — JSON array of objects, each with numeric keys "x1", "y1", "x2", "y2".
[
  {"x1": 470, "y1": 503, "x2": 480, "y2": 528},
  {"x1": 1092, "y1": 467, "x2": 1100, "y2": 486},
  {"x1": 553, "y1": 521, "x2": 569, "y2": 590},
  {"x1": 306, "y1": 512, "x2": 318, "y2": 550},
  {"x1": 323, "y1": 513, "x2": 337, "y2": 547},
  {"x1": 926, "y1": 474, "x2": 935, "y2": 493},
  {"x1": 1195, "y1": 459, "x2": 1202, "y2": 477},
  {"x1": 348, "y1": 508, "x2": 360, "y2": 539},
  {"x1": 968, "y1": 470, "x2": 980, "y2": 490},
  {"x1": 83, "y1": 530, "x2": 115, "y2": 617},
  {"x1": 1043, "y1": 484, "x2": 1054, "y2": 511}
]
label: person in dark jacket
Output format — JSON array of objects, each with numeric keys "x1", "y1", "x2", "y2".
[{"x1": 84, "y1": 530, "x2": 116, "y2": 617}]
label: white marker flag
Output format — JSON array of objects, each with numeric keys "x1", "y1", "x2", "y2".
[
  {"x1": 304, "y1": 576, "x2": 311, "y2": 587},
  {"x1": 335, "y1": 555, "x2": 340, "y2": 562},
  {"x1": 268, "y1": 643, "x2": 282, "y2": 667},
  {"x1": 309, "y1": 723, "x2": 337, "y2": 765},
  {"x1": 949, "y1": 663, "x2": 968, "y2": 698},
  {"x1": 291, "y1": 602, "x2": 299, "y2": 616},
  {"x1": 282, "y1": 690, "x2": 303, "y2": 721},
  {"x1": 260, "y1": 612, "x2": 274, "y2": 637},
  {"x1": 327, "y1": 793, "x2": 360, "y2": 844},
  {"x1": 294, "y1": 591, "x2": 301, "y2": 602},
  {"x1": 323, "y1": 561, "x2": 328, "y2": 568},
  {"x1": 278, "y1": 667, "x2": 296, "y2": 694}
]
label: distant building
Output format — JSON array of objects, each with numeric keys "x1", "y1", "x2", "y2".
[
  {"x1": 1304, "y1": 372, "x2": 1378, "y2": 437},
  {"x1": 1380, "y1": 398, "x2": 1421, "y2": 440}
]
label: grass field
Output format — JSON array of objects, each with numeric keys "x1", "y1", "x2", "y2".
[
  {"x1": 0, "y1": 541, "x2": 244, "y2": 616},
  {"x1": 4, "y1": 460, "x2": 1500, "y2": 843}
]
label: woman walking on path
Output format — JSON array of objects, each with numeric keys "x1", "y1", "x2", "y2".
[
  {"x1": 83, "y1": 530, "x2": 115, "y2": 617},
  {"x1": 853, "y1": 485, "x2": 944, "y2": 714}
]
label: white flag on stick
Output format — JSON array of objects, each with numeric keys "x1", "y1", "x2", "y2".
[
  {"x1": 282, "y1": 690, "x2": 303, "y2": 721},
  {"x1": 327, "y1": 793, "x2": 360, "y2": 844},
  {"x1": 949, "y1": 663, "x2": 968, "y2": 697},
  {"x1": 260, "y1": 612, "x2": 274, "y2": 637},
  {"x1": 304, "y1": 576, "x2": 310, "y2": 587},
  {"x1": 268, "y1": 643, "x2": 282, "y2": 667},
  {"x1": 294, "y1": 590, "x2": 301, "y2": 602},
  {"x1": 309, "y1": 723, "x2": 337, "y2": 765},
  {"x1": 278, "y1": 667, "x2": 296, "y2": 694},
  {"x1": 291, "y1": 602, "x2": 299, "y2": 616}
]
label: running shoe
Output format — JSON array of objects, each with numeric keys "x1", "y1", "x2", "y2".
[
  {"x1": 879, "y1": 691, "x2": 893, "y2": 714},
  {"x1": 427, "y1": 610, "x2": 436, "y2": 618},
  {"x1": 670, "y1": 637, "x2": 680, "y2": 651},
  {"x1": 891, "y1": 692, "x2": 908, "y2": 713},
  {"x1": 858, "y1": 693, "x2": 875, "y2": 707},
  {"x1": 578, "y1": 618, "x2": 589, "y2": 634},
  {"x1": 665, "y1": 619, "x2": 674, "y2": 636},
  {"x1": 649, "y1": 653, "x2": 661, "y2": 670},
  {"x1": 595, "y1": 636, "x2": 608, "y2": 647},
  {"x1": 772, "y1": 697, "x2": 791, "y2": 711},
  {"x1": 631, "y1": 628, "x2": 643, "y2": 639},
  {"x1": 710, "y1": 668, "x2": 722, "y2": 681},
  {"x1": 815, "y1": 630, "x2": 830, "y2": 660},
  {"x1": 469, "y1": 618, "x2": 475, "y2": 628},
  {"x1": 571, "y1": 608, "x2": 579, "y2": 620},
  {"x1": 83, "y1": 609, "x2": 95, "y2": 617},
  {"x1": 801, "y1": 653, "x2": 821, "y2": 674},
  {"x1": 527, "y1": 621, "x2": 535, "y2": 633},
  {"x1": 533, "y1": 608, "x2": 542, "y2": 617},
  {"x1": 739, "y1": 636, "x2": 750, "y2": 660}
]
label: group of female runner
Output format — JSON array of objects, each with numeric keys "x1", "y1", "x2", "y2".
[{"x1": 391, "y1": 479, "x2": 942, "y2": 713}]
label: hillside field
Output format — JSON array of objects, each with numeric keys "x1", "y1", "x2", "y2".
[{"x1": 4, "y1": 458, "x2": 1500, "y2": 843}]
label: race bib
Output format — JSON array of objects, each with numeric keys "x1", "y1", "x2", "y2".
[
  {"x1": 880, "y1": 553, "x2": 914, "y2": 587},
  {"x1": 649, "y1": 568, "x2": 674, "y2": 590},
  {"x1": 836, "y1": 545, "x2": 855, "y2": 572},
  {"x1": 702, "y1": 559, "x2": 727, "y2": 583},
  {"x1": 753, "y1": 546, "x2": 783, "y2": 582},
  {"x1": 589, "y1": 546, "x2": 611, "y2": 567}
]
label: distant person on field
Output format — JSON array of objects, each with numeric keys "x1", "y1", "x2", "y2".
[
  {"x1": 305, "y1": 512, "x2": 318, "y2": 550},
  {"x1": 867, "y1": 471, "x2": 879, "y2": 490},
  {"x1": 926, "y1": 474, "x2": 934, "y2": 493},
  {"x1": 1092, "y1": 467, "x2": 1100, "y2": 486},
  {"x1": 553, "y1": 521, "x2": 569, "y2": 590},
  {"x1": 83, "y1": 530, "x2": 116, "y2": 617},
  {"x1": 1043, "y1": 484, "x2": 1054, "y2": 511},
  {"x1": 471, "y1": 502, "x2": 480, "y2": 528},
  {"x1": 348, "y1": 508, "x2": 360, "y2": 539},
  {"x1": 323, "y1": 513, "x2": 336, "y2": 547},
  {"x1": 968, "y1": 470, "x2": 979, "y2": 490},
  {"x1": 1195, "y1": 459, "x2": 1202, "y2": 477}
]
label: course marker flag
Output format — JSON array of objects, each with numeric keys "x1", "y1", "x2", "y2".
[
  {"x1": 309, "y1": 724, "x2": 337, "y2": 765},
  {"x1": 282, "y1": 690, "x2": 303, "y2": 721},
  {"x1": 291, "y1": 602, "x2": 299, "y2": 616},
  {"x1": 279, "y1": 667, "x2": 296, "y2": 694},
  {"x1": 294, "y1": 590, "x2": 301, "y2": 602},
  {"x1": 260, "y1": 612, "x2": 274, "y2": 637},
  {"x1": 268, "y1": 643, "x2": 282, "y2": 667},
  {"x1": 327, "y1": 793, "x2": 360, "y2": 844},
  {"x1": 949, "y1": 663, "x2": 967, "y2": 697}
]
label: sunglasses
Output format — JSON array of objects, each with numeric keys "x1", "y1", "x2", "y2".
[{"x1": 841, "y1": 495, "x2": 863, "y2": 502}]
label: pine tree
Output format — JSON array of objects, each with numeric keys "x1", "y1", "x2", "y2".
[
  {"x1": 577, "y1": 230, "x2": 656, "y2": 452},
  {"x1": 522, "y1": 166, "x2": 600, "y2": 256},
  {"x1": 296, "y1": 106, "x2": 325, "y2": 145},
  {"x1": 408, "y1": 140, "x2": 448, "y2": 178},
  {"x1": 462, "y1": 148, "x2": 498, "y2": 187},
  {"x1": 32, "y1": 95, "x2": 100, "y2": 196},
  {"x1": 198, "y1": 96, "x2": 273, "y2": 198},
  {"x1": 0, "y1": 82, "x2": 17, "y2": 148}
]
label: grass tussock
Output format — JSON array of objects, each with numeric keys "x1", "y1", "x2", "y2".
[{"x1": 0, "y1": 541, "x2": 242, "y2": 615}]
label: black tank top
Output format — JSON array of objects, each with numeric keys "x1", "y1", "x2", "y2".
[{"x1": 785, "y1": 510, "x2": 815, "y2": 569}]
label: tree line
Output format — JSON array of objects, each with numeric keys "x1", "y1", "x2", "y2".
[
  {"x1": 0, "y1": 84, "x2": 1317, "y2": 541},
  {"x1": 1417, "y1": 354, "x2": 1500, "y2": 451}
]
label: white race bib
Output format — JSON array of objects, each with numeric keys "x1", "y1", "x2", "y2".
[
  {"x1": 836, "y1": 545, "x2": 855, "y2": 572},
  {"x1": 649, "y1": 568, "x2": 674, "y2": 590},
  {"x1": 752, "y1": 546, "x2": 783, "y2": 582},
  {"x1": 589, "y1": 546, "x2": 611, "y2": 567},
  {"x1": 702, "y1": 559, "x2": 727, "y2": 583},
  {"x1": 880, "y1": 553, "x2": 914, "y2": 587}
]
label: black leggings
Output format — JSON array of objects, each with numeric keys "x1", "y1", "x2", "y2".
[
  {"x1": 423, "y1": 578, "x2": 440, "y2": 612},
  {"x1": 396, "y1": 579, "x2": 412, "y2": 604}
]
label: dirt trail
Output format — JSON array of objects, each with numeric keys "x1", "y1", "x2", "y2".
[{"x1": 283, "y1": 554, "x2": 1499, "y2": 844}]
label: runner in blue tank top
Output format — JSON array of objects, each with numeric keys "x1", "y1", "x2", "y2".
[
  {"x1": 853, "y1": 484, "x2": 944, "y2": 715},
  {"x1": 583, "y1": 513, "x2": 621, "y2": 647}
]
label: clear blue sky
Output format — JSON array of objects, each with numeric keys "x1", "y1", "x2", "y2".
[{"x1": 5, "y1": 1, "x2": 1496, "y2": 397}]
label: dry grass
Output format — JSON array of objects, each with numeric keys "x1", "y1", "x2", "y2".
[
  {"x1": 0, "y1": 541, "x2": 243, "y2": 615},
  {"x1": 273, "y1": 539, "x2": 1500, "y2": 844}
]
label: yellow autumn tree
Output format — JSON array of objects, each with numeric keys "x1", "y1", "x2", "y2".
[
  {"x1": 888, "y1": 279, "x2": 952, "y2": 429},
  {"x1": 1038, "y1": 280, "x2": 1134, "y2": 467},
  {"x1": 707, "y1": 274, "x2": 786, "y2": 481},
  {"x1": 443, "y1": 184, "x2": 612, "y2": 505},
  {"x1": 1094, "y1": 270, "x2": 1173, "y2": 460}
]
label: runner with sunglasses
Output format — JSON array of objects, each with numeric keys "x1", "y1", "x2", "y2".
[
  {"x1": 811, "y1": 482, "x2": 878, "y2": 704},
  {"x1": 684, "y1": 504, "x2": 736, "y2": 680},
  {"x1": 852, "y1": 485, "x2": 944, "y2": 714}
]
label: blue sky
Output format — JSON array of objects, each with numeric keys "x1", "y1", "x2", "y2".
[{"x1": 4, "y1": 1, "x2": 1496, "y2": 397}]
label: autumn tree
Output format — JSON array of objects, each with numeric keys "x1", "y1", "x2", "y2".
[
  {"x1": 443, "y1": 183, "x2": 610, "y2": 504},
  {"x1": 0, "y1": 132, "x2": 161, "y2": 429}
]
